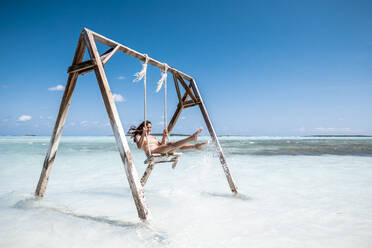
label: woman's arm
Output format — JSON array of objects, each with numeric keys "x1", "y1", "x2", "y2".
[
  {"x1": 160, "y1": 128, "x2": 168, "y2": 145},
  {"x1": 135, "y1": 129, "x2": 147, "y2": 149}
]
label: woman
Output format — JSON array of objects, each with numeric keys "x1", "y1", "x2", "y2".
[{"x1": 128, "y1": 120, "x2": 208, "y2": 155}]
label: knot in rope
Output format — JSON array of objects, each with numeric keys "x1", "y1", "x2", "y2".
[
  {"x1": 133, "y1": 54, "x2": 149, "y2": 82},
  {"x1": 156, "y1": 63, "x2": 169, "y2": 93}
]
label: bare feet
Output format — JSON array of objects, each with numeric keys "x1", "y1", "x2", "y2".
[
  {"x1": 191, "y1": 128, "x2": 203, "y2": 142},
  {"x1": 196, "y1": 141, "x2": 208, "y2": 150}
]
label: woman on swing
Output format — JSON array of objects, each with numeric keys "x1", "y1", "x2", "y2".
[{"x1": 128, "y1": 120, "x2": 208, "y2": 156}]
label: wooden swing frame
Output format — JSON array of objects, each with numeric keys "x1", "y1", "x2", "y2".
[{"x1": 35, "y1": 28, "x2": 238, "y2": 221}]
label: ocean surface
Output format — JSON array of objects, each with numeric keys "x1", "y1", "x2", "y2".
[{"x1": 0, "y1": 136, "x2": 371, "y2": 247}]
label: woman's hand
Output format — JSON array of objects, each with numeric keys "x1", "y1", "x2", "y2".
[
  {"x1": 142, "y1": 126, "x2": 148, "y2": 135},
  {"x1": 161, "y1": 128, "x2": 168, "y2": 144},
  {"x1": 162, "y1": 128, "x2": 168, "y2": 136}
]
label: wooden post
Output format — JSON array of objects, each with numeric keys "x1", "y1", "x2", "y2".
[
  {"x1": 189, "y1": 79, "x2": 238, "y2": 194},
  {"x1": 141, "y1": 163, "x2": 155, "y2": 186},
  {"x1": 83, "y1": 29, "x2": 150, "y2": 220},
  {"x1": 35, "y1": 33, "x2": 86, "y2": 197},
  {"x1": 167, "y1": 80, "x2": 192, "y2": 133},
  {"x1": 173, "y1": 74, "x2": 182, "y2": 105}
]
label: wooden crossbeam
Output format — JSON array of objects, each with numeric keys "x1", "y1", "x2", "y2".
[
  {"x1": 86, "y1": 28, "x2": 193, "y2": 81},
  {"x1": 67, "y1": 60, "x2": 95, "y2": 74},
  {"x1": 101, "y1": 45, "x2": 120, "y2": 65},
  {"x1": 176, "y1": 74, "x2": 198, "y2": 103},
  {"x1": 181, "y1": 99, "x2": 200, "y2": 109},
  {"x1": 67, "y1": 46, "x2": 120, "y2": 75}
]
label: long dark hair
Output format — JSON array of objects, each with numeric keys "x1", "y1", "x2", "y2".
[{"x1": 127, "y1": 120, "x2": 151, "y2": 140}]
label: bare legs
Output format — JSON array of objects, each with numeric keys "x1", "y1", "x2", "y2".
[
  {"x1": 178, "y1": 142, "x2": 208, "y2": 151},
  {"x1": 152, "y1": 128, "x2": 207, "y2": 154}
]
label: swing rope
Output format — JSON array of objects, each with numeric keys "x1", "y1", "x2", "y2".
[
  {"x1": 156, "y1": 63, "x2": 169, "y2": 141},
  {"x1": 133, "y1": 54, "x2": 152, "y2": 156}
]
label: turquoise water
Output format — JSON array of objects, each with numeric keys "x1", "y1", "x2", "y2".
[{"x1": 1, "y1": 136, "x2": 372, "y2": 247}]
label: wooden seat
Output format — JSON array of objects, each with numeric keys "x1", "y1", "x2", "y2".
[
  {"x1": 144, "y1": 152, "x2": 181, "y2": 167},
  {"x1": 141, "y1": 153, "x2": 182, "y2": 186}
]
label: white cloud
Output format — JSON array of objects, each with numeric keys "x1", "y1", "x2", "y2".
[
  {"x1": 48, "y1": 85, "x2": 65, "y2": 91},
  {"x1": 18, "y1": 115, "x2": 32, "y2": 122},
  {"x1": 314, "y1": 127, "x2": 352, "y2": 132},
  {"x1": 113, "y1": 93, "x2": 126, "y2": 102},
  {"x1": 80, "y1": 121, "x2": 89, "y2": 127},
  {"x1": 116, "y1": 76, "x2": 126, "y2": 80}
]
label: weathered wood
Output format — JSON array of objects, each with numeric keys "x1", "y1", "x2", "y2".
[
  {"x1": 77, "y1": 66, "x2": 95, "y2": 75},
  {"x1": 167, "y1": 105, "x2": 183, "y2": 134},
  {"x1": 141, "y1": 163, "x2": 155, "y2": 186},
  {"x1": 144, "y1": 153, "x2": 182, "y2": 164},
  {"x1": 167, "y1": 90, "x2": 190, "y2": 133},
  {"x1": 176, "y1": 74, "x2": 197, "y2": 103},
  {"x1": 171, "y1": 156, "x2": 179, "y2": 169},
  {"x1": 182, "y1": 99, "x2": 200, "y2": 109},
  {"x1": 83, "y1": 30, "x2": 150, "y2": 220},
  {"x1": 189, "y1": 78, "x2": 238, "y2": 194},
  {"x1": 173, "y1": 74, "x2": 182, "y2": 105},
  {"x1": 67, "y1": 60, "x2": 95, "y2": 74},
  {"x1": 84, "y1": 28, "x2": 193, "y2": 82},
  {"x1": 67, "y1": 47, "x2": 118, "y2": 74},
  {"x1": 35, "y1": 33, "x2": 86, "y2": 197},
  {"x1": 167, "y1": 81, "x2": 197, "y2": 132},
  {"x1": 141, "y1": 153, "x2": 181, "y2": 186},
  {"x1": 101, "y1": 45, "x2": 120, "y2": 65}
]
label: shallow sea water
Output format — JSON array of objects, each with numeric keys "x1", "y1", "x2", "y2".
[{"x1": 0, "y1": 136, "x2": 372, "y2": 247}]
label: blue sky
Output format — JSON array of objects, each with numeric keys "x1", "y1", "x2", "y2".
[{"x1": 0, "y1": 0, "x2": 371, "y2": 136}]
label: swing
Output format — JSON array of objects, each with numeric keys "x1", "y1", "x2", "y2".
[
  {"x1": 133, "y1": 56, "x2": 182, "y2": 186},
  {"x1": 35, "y1": 29, "x2": 238, "y2": 222}
]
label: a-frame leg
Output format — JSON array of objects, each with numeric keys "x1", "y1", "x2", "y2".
[
  {"x1": 83, "y1": 29, "x2": 150, "y2": 220},
  {"x1": 140, "y1": 163, "x2": 155, "y2": 186},
  {"x1": 35, "y1": 34, "x2": 86, "y2": 197},
  {"x1": 167, "y1": 75, "x2": 191, "y2": 132},
  {"x1": 166, "y1": 76, "x2": 238, "y2": 194},
  {"x1": 190, "y1": 79, "x2": 238, "y2": 194}
]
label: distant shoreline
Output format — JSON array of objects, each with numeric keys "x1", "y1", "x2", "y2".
[{"x1": 304, "y1": 135, "x2": 372, "y2": 137}]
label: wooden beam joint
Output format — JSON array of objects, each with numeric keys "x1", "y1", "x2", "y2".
[
  {"x1": 179, "y1": 100, "x2": 200, "y2": 109},
  {"x1": 67, "y1": 46, "x2": 120, "y2": 75},
  {"x1": 67, "y1": 60, "x2": 96, "y2": 74},
  {"x1": 175, "y1": 74, "x2": 198, "y2": 103}
]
